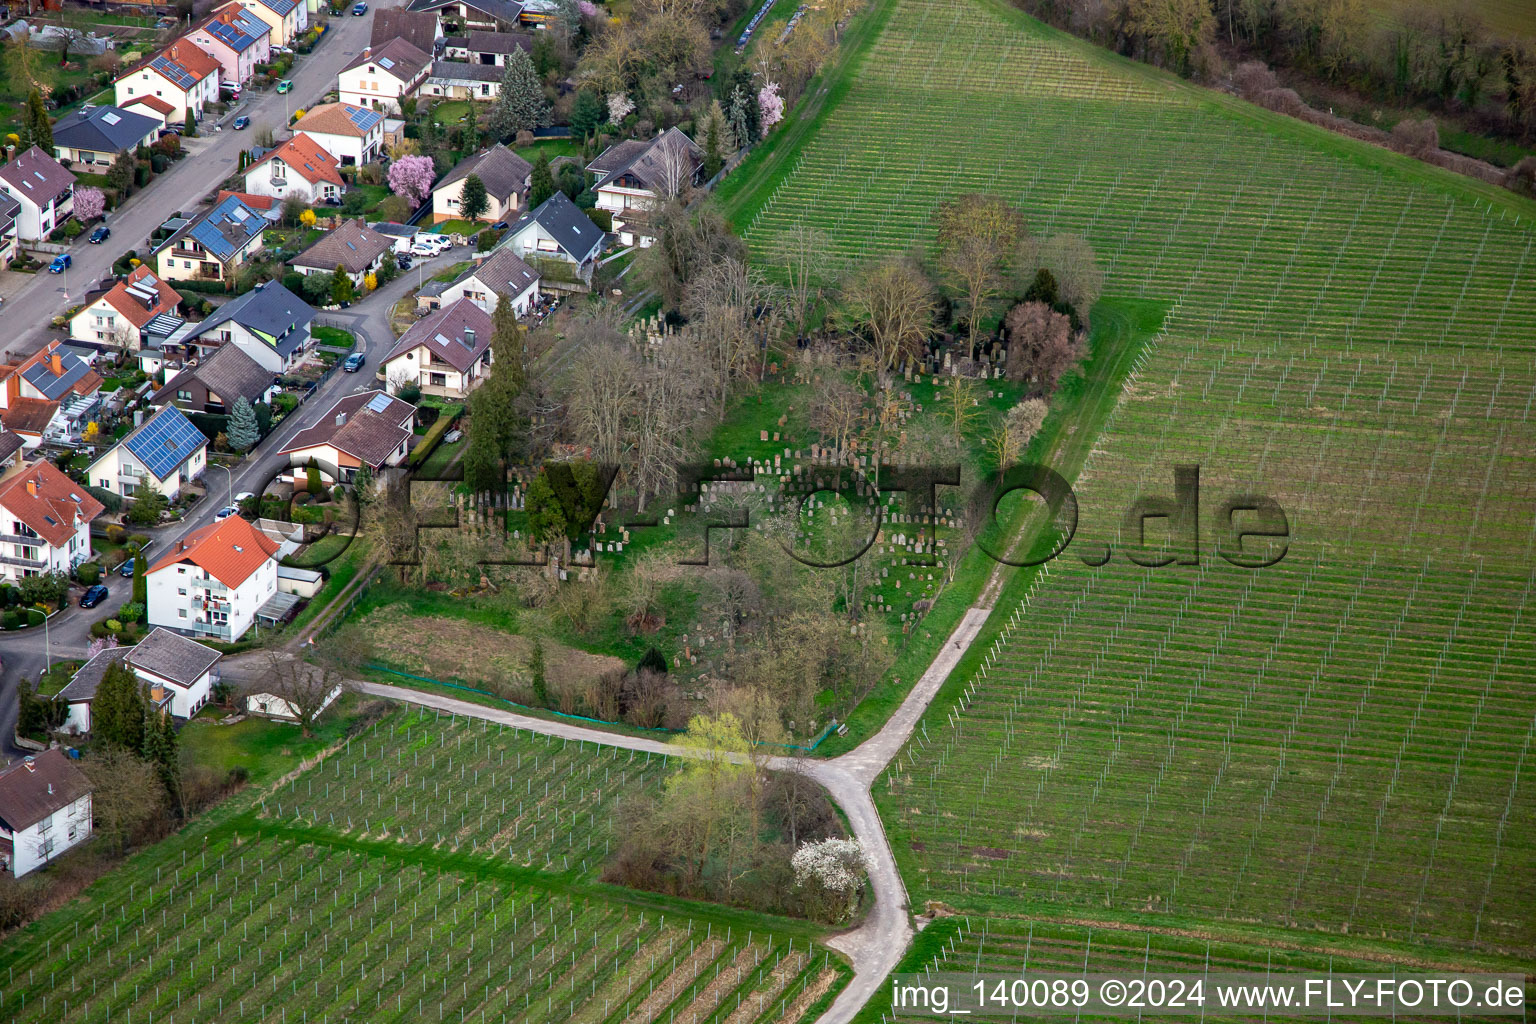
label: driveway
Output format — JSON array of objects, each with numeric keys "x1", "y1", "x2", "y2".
[{"x1": 0, "y1": 2, "x2": 386, "y2": 362}]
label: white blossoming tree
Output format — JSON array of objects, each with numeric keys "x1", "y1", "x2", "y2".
[
  {"x1": 608, "y1": 92, "x2": 635, "y2": 125},
  {"x1": 791, "y1": 836, "x2": 870, "y2": 921}
]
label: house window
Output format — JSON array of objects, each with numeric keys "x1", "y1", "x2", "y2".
[
  {"x1": 178, "y1": 609, "x2": 187, "y2": 618},
  {"x1": 177, "y1": 390, "x2": 192, "y2": 400}
]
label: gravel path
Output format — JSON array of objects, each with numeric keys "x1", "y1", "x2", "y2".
[{"x1": 348, "y1": 594, "x2": 995, "y2": 1024}]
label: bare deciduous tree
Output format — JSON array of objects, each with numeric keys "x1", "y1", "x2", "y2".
[
  {"x1": 1004, "y1": 301, "x2": 1082, "y2": 391},
  {"x1": 935, "y1": 194, "x2": 1026, "y2": 358},
  {"x1": 83, "y1": 748, "x2": 165, "y2": 854},
  {"x1": 769, "y1": 222, "x2": 834, "y2": 335},
  {"x1": 836, "y1": 256, "x2": 936, "y2": 370},
  {"x1": 252, "y1": 628, "x2": 366, "y2": 737},
  {"x1": 1036, "y1": 234, "x2": 1104, "y2": 321},
  {"x1": 682, "y1": 256, "x2": 775, "y2": 418}
]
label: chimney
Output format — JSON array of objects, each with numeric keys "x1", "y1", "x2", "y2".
[
  {"x1": 150, "y1": 682, "x2": 166, "y2": 704},
  {"x1": 50, "y1": 353, "x2": 63, "y2": 377},
  {"x1": 26, "y1": 478, "x2": 38, "y2": 496},
  {"x1": 335, "y1": 412, "x2": 347, "y2": 426}
]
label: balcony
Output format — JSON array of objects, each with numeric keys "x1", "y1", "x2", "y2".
[
  {"x1": 192, "y1": 619, "x2": 233, "y2": 641},
  {"x1": 193, "y1": 577, "x2": 229, "y2": 597},
  {"x1": 0, "y1": 553, "x2": 48, "y2": 570}
]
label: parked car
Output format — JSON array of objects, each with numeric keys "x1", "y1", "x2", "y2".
[
  {"x1": 158, "y1": 125, "x2": 182, "y2": 138},
  {"x1": 276, "y1": 79, "x2": 293, "y2": 94},
  {"x1": 215, "y1": 505, "x2": 239, "y2": 520},
  {"x1": 48, "y1": 254, "x2": 71, "y2": 273},
  {"x1": 235, "y1": 491, "x2": 255, "y2": 503},
  {"x1": 79, "y1": 584, "x2": 109, "y2": 609},
  {"x1": 491, "y1": 221, "x2": 509, "y2": 230},
  {"x1": 343, "y1": 352, "x2": 365, "y2": 372},
  {"x1": 232, "y1": 116, "x2": 251, "y2": 130},
  {"x1": 352, "y1": 1, "x2": 367, "y2": 12},
  {"x1": 395, "y1": 252, "x2": 413, "y2": 270},
  {"x1": 88, "y1": 225, "x2": 110, "y2": 244},
  {"x1": 119, "y1": 557, "x2": 140, "y2": 578},
  {"x1": 410, "y1": 240, "x2": 438, "y2": 257}
]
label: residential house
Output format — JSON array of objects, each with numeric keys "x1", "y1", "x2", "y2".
[
  {"x1": 422, "y1": 60, "x2": 503, "y2": 101},
  {"x1": 0, "y1": 195, "x2": 20, "y2": 270},
  {"x1": 381, "y1": 297, "x2": 494, "y2": 398},
  {"x1": 57, "y1": 629, "x2": 222, "y2": 734},
  {"x1": 0, "y1": 400, "x2": 62, "y2": 450},
  {"x1": 236, "y1": 0, "x2": 306, "y2": 48},
  {"x1": 0, "y1": 146, "x2": 75, "y2": 242},
  {"x1": 119, "y1": 94, "x2": 177, "y2": 127},
  {"x1": 588, "y1": 128, "x2": 704, "y2": 246},
  {"x1": 290, "y1": 103, "x2": 385, "y2": 166},
  {"x1": 114, "y1": 43, "x2": 222, "y2": 124},
  {"x1": 432, "y1": 144, "x2": 531, "y2": 224},
  {"x1": 430, "y1": 247, "x2": 539, "y2": 316},
  {"x1": 87, "y1": 403, "x2": 209, "y2": 499},
  {"x1": 279, "y1": 389, "x2": 414, "y2": 482},
  {"x1": 162, "y1": 281, "x2": 316, "y2": 374},
  {"x1": 0, "y1": 341, "x2": 104, "y2": 443},
  {"x1": 0, "y1": 750, "x2": 93, "y2": 878},
  {"x1": 372, "y1": 7, "x2": 442, "y2": 54},
  {"x1": 153, "y1": 193, "x2": 267, "y2": 286},
  {"x1": 50, "y1": 105, "x2": 161, "y2": 169},
  {"x1": 148, "y1": 514, "x2": 280, "y2": 641},
  {"x1": 241, "y1": 132, "x2": 344, "y2": 205},
  {"x1": 338, "y1": 38, "x2": 432, "y2": 115},
  {"x1": 213, "y1": 190, "x2": 281, "y2": 221},
  {"x1": 0, "y1": 433, "x2": 25, "y2": 476},
  {"x1": 443, "y1": 29, "x2": 531, "y2": 64},
  {"x1": 0, "y1": 460, "x2": 104, "y2": 581},
  {"x1": 184, "y1": 4, "x2": 273, "y2": 87},
  {"x1": 496, "y1": 190, "x2": 604, "y2": 291},
  {"x1": 405, "y1": 0, "x2": 523, "y2": 32},
  {"x1": 288, "y1": 218, "x2": 394, "y2": 287},
  {"x1": 152, "y1": 342, "x2": 276, "y2": 415},
  {"x1": 69, "y1": 265, "x2": 181, "y2": 349}
]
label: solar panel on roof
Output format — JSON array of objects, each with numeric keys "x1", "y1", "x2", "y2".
[
  {"x1": 102, "y1": 112, "x2": 122, "y2": 126},
  {"x1": 125, "y1": 408, "x2": 207, "y2": 481},
  {"x1": 365, "y1": 393, "x2": 393, "y2": 414},
  {"x1": 379, "y1": 56, "x2": 395, "y2": 69}
]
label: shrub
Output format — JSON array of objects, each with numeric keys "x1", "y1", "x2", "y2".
[
  {"x1": 25, "y1": 608, "x2": 44, "y2": 627},
  {"x1": 76, "y1": 563, "x2": 101, "y2": 585},
  {"x1": 88, "y1": 486, "x2": 123, "y2": 512},
  {"x1": 63, "y1": 219, "x2": 84, "y2": 239},
  {"x1": 106, "y1": 619, "x2": 123, "y2": 633},
  {"x1": 128, "y1": 533, "x2": 151, "y2": 547},
  {"x1": 105, "y1": 523, "x2": 127, "y2": 544},
  {"x1": 121, "y1": 602, "x2": 145, "y2": 622},
  {"x1": 586, "y1": 207, "x2": 613, "y2": 232},
  {"x1": 2, "y1": 611, "x2": 21, "y2": 630}
]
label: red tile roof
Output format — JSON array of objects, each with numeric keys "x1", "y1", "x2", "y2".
[
  {"x1": 122, "y1": 95, "x2": 176, "y2": 118},
  {"x1": 1, "y1": 397, "x2": 60, "y2": 437},
  {"x1": 247, "y1": 132, "x2": 344, "y2": 188},
  {"x1": 216, "y1": 189, "x2": 278, "y2": 211},
  {"x1": 149, "y1": 513, "x2": 280, "y2": 589},
  {"x1": 0, "y1": 459, "x2": 105, "y2": 547},
  {"x1": 96, "y1": 265, "x2": 181, "y2": 329}
]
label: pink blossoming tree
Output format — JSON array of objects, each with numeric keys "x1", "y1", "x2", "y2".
[
  {"x1": 73, "y1": 186, "x2": 106, "y2": 222},
  {"x1": 387, "y1": 155, "x2": 436, "y2": 207},
  {"x1": 758, "y1": 82, "x2": 784, "y2": 131}
]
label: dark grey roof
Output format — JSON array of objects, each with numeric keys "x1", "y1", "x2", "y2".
[
  {"x1": 127, "y1": 628, "x2": 222, "y2": 687},
  {"x1": 290, "y1": 219, "x2": 394, "y2": 274},
  {"x1": 153, "y1": 342, "x2": 275, "y2": 408},
  {"x1": 56, "y1": 647, "x2": 130, "y2": 705},
  {"x1": 373, "y1": 8, "x2": 441, "y2": 53},
  {"x1": 51, "y1": 105, "x2": 160, "y2": 155},
  {"x1": 281, "y1": 389, "x2": 415, "y2": 467},
  {"x1": 0, "y1": 146, "x2": 76, "y2": 207},
  {"x1": 195, "y1": 281, "x2": 316, "y2": 360},
  {"x1": 461, "y1": 29, "x2": 531, "y2": 53},
  {"x1": 0, "y1": 749, "x2": 92, "y2": 832},
  {"x1": 454, "y1": 247, "x2": 538, "y2": 300},
  {"x1": 0, "y1": 431, "x2": 23, "y2": 465},
  {"x1": 591, "y1": 127, "x2": 702, "y2": 193},
  {"x1": 0, "y1": 193, "x2": 19, "y2": 236},
  {"x1": 383, "y1": 296, "x2": 494, "y2": 372},
  {"x1": 439, "y1": 144, "x2": 531, "y2": 203},
  {"x1": 503, "y1": 190, "x2": 603, "y2": 264},
  {"x1": 428, "y1": 59, "x2": 504, "y2": 84},
  {"x1": 408, "y1": 0, "x2": 523, "y2": 23},
  {"x1": 342, "y1": 37, "x2": 431, "y2": 80}
]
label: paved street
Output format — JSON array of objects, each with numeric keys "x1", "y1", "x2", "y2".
[
  {"x1": 0, "y1": 3, "x2": 386, "y2": 362},
  {"x1": 0, "y1": 0, "x2": 468, "y2": 759}
]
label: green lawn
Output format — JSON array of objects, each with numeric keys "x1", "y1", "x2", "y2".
[
  {"x1": 181, "y1": 697, "x2": 359, "y2": 785},
  {"x1": 429, "y1": 99, "x2": 474, "y2": 125},
  {"x1": 313, "y1": 325, "x2": 356, "y2": 349}
]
